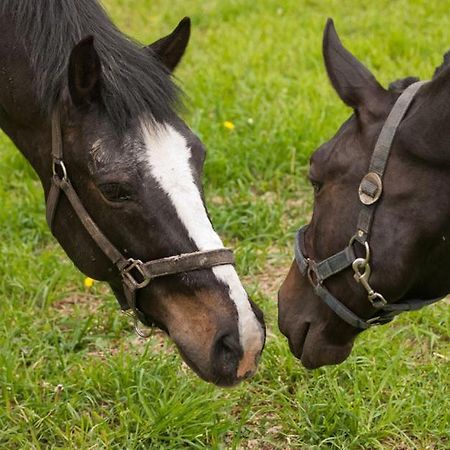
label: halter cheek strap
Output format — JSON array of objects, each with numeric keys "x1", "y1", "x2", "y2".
[
  {"x1": 295, "y1": 81, "x2": 443, "y2": 329},
  {"x1": 355, "y1": 80, "x2": 428, "y2": 244},
  {"x1": 46, "y1": 107, "x2": 235, "y2": 330}
]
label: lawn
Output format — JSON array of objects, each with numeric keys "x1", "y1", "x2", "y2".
[{"x1": 0, "y1": 0, "x2": 449, "y2": 448}]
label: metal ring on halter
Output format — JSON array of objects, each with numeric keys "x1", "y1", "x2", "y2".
[
  {"x1": 122, "y1": 310, "x2": 153, "y2": 339},
  {"x1": 52, "y1": 159, "x2": 68, "y2": 181},
  {"x1": 133, "y1": 315, "x2": 153, "y2": 338},
  {"x1": 349, "y1": 234, "x2": 370, "y2": 265}
]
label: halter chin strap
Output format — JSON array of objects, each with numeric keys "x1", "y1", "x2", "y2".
[
  {"x1": 295, "y1": 81, "x2": 442, "y2": 330},
  {"x1": 46, "y1": 106, "x2": 235, "y2": 330}
]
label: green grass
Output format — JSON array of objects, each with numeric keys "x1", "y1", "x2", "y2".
[{"x1": 1, "y1": 0, "x2": 449, "y2": 448}]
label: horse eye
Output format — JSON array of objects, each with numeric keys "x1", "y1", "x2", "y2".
[
  {"x1": 98, "y1": 183, "x2": 133, "y2": 203},
  {"x1": 310, "y1": 180, "x2": 322, "y2": 194}
]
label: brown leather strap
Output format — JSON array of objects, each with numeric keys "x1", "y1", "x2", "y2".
[
  {"x1": 58, "y1": 177, "x2": 127, "y2": 265},
  {"x1": 48, "y1": 108, "x2": 126, "y2": 266},
  {"x1": 46, "y1": 176, "x2": 61, "y2": 228},
  {"x1": 46, "y1": 108, "x2": 64, "y2": 229},
  {"x1": 142, "y1": 248, "x2": 235, "y2": 279},
  {"x1": 51, "y1": 107, "x2": 63, "y2": 160}
]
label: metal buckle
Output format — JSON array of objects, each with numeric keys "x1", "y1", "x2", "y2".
[
  {"x1": 359, "y1": 172, "x2": 383, "y2": 205},
  {"x1": 52, "y1": 159, "x2": 68, "y2": 181},
  {"x1": 121, "y1": 258, "x2": 150, "y2": 290}
]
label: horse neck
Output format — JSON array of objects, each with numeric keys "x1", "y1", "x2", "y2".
[{"x1": 0, "y1": 14, "x2": 53, "y2": 191}]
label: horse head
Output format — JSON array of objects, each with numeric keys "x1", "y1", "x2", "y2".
[{"x1": 279, "y1": 19, "x2": 450, "y2": 368}]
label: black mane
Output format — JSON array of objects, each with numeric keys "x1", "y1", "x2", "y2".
[
  {"x1": 433, "y1": 50, "x2": 450, "y2": 78},
  {"x1": 1, "y1": 0, "x2": 181, "y2": 130},
  {"x1": 389, "y1": 49, "x2": 450, "y2": 93},
  {"x1": 388, "y1": 76, "x2": 420, "y2": 93}
]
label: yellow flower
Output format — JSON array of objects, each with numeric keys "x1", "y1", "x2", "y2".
[
  {"x1": 84, "y1": 277, "x2": 95, "y2": 288},
  {"x1": 223, "y1": 121, "x2": 235, "y2": 130}
]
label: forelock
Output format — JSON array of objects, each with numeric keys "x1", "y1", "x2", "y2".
[{"x1": 2, "y1": 0, "x2": 183, "y2": 131}]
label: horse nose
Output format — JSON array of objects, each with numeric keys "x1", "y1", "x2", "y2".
[{"x1": 211, "y1": 331, "x2": 244, "y2": 386}]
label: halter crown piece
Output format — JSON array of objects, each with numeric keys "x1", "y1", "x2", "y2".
[
  {"x1": 295, "y1": 81, "x2": 442, "y2": 329},
  {"x1": 46, "y1": 106, "x2": 235, "y2": 334}
]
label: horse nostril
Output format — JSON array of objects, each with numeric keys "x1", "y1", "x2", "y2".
[
  {"x1": 212, "y1": 332, "x2": 243, "y2": 385},
  {"x1": 215, "y1": 333, "x2": 241, "y2": 361}
]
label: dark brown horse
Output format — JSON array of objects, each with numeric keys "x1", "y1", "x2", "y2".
[
  {"x1": 0, "y1": 0, "x2": 265, "y2": 386},
  {"x1": 279, "y1": 19, "x2": 448, "y2": 369}
]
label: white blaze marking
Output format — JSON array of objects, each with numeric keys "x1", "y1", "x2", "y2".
[{"x1": 141, "y1": 121, "x2": 263, "y2": 370}]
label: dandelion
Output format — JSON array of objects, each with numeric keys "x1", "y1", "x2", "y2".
[
  {"x1": 84, "y1": 277, "x2": 95, "y2": 288},
  {"x1": 54, "y1": 383, "x2": 64, "y2": 402},
  {"x1": 223, "y1": 120, "x2": 235, "y2": 130}
]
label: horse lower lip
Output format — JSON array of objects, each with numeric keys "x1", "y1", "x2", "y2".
[
  {"x1": 213, "y1": 376, "x2": 241, "y2": 388},
  {"x1": 177, "y1": 347, "x2": 239, "y2": 387},
  {"x1": 289, "y1": 322, "x2": 310, "y2": 360},
  {"x1": 177, "y1": 350, "x2": 207, "y2": 380}
]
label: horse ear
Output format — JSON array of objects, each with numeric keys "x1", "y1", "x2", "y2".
[
  {"x1": 68, "y1": 36, "x2": 102, "y2": 107},
  {"x1": 146, "y1": 17, "x2": 191, "y2": 72},
  {"x1": 323, "y1": 19, "x2": 389, "y2": 120}
]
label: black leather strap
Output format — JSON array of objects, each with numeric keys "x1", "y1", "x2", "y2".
[
  {"x1": 294, "y1": 229, "x2": 309, "y2": 275},
  {"x1": 295, "y1": 227, "x2": 443, "y2": 329},
  {"x1": 381, "y1": 297, "x2": 442, "y2": 312},
  {"x1": 356, "y1": 81, "x2": 428, "y2": 242},
  {"x1": 295, "y1": 226, "x2": 355, "y2": 281},
  {"x1": 315, "y1": 246, "x2": 355, "y2": 282},
  {"x1": 314, "y1": 284, "x2": 371, "y2": 329}
]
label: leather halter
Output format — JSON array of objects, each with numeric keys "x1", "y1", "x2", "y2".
[
  {"x1": 46, "y1": 106, "x2": 235, "y2": 329},
  {"x1": 295, "y1": 81, "x2": 442, "y2": 329}
]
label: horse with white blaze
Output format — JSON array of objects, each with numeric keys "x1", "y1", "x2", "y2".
[{"x1": 0, "y1": 0, "x2": 265, "y2": 386}]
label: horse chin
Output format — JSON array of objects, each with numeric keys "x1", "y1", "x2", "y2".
[
  {"x1": 110, "y1": 282, "x2": 262, "y2": 387},
  {"x1": 175, "y1": 345, "x2": 241, "y2": 388},
  {"x1": 301, "y1": 338, "x2": 354, "y2": 369},
  {"x1": 278, "y1": 262, "x2": 357, "y2": 368},
  {"x1": 131, "y1": 318, "x2": 242, "y2": 387},
  {"x1": 287, "y1": 322, "x2": 354, "y2": 369}
]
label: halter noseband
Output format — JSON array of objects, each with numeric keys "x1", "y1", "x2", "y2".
[
  {"x1": 46, "y1": 106, "x2": 235, "y2": 331},
  {"x1": 295, "y1": 81, "x2": 442, "y2": 330}
]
